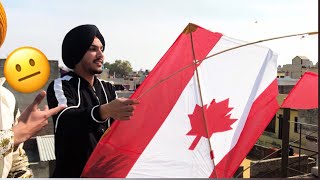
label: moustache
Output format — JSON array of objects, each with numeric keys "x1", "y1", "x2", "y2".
[{"x1": 93, "y1": 58, "x2": 103, "y2": 63}]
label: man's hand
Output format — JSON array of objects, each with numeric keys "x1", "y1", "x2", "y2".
[
  {"x1": 12, "y1": 90, "x2": 65, "y2": 147},
  {"x1": 100, "y1": 98, "x2": 139, "y2": 120}
]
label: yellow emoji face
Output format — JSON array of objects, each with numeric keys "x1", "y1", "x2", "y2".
[{"x1": 4, "y1": 47, "x2": 50, "y2": 93}]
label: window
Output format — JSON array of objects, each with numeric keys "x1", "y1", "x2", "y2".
[
  {"x1": 265, "y1": 115, "x2": 276, "y2": 133},
  {"x1": 294, "y1": 117, "x2": 298, "y2": 133},
  {"x1": 278, "y1": 85, "x2": 295, "y2": 94}
]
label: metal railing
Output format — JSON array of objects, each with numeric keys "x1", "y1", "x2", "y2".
[{"x1": 234, "y1": 120, "x2": 318, "y2": 178}]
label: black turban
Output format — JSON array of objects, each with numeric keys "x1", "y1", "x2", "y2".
[{"x1": 62, "y1": 24, "x2": 105, "y2": 69}]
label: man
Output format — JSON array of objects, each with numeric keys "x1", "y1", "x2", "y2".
[
  {"x1": 0, "y1": 77, "x2": 65, "y2": 178},
  {"x1": 47, "y1": 24, "x2": 139, "y2": 177}
]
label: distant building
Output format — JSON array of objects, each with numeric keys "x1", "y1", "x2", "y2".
[
  {"x1": 100, "y1": 69, "x2": 148, "y2": 91},
  {"x1": 279, "y1": 56, "x2": 318, "y2": 79},
  {"x1": 278, "y1": 76, "x2": 299, "y2": 94},
  {"x1": 277, "y1": 72, "x2": 285, "y2": 78}
]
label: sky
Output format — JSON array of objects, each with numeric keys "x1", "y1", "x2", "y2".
[{"x1": 0, "y1": 0, "x2": 318, "y2": 71}]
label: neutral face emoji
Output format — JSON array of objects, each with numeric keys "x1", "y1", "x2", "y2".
[{"x1": 4, "y1": 47, "x2": 50, "y2": 93}]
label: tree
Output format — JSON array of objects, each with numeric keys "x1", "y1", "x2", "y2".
[
  {"x1": 103, "y1": 62, "x2": 110, "y2": 69},
  {"x1": 104, "y1": 60, "x2": 133, "y2": 78}
]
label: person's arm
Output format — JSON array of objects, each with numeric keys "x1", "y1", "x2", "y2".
[
  {"x1": 7, "y1": 103, "x2": 32, "y2": 178},
  {"x1": 99, "y1": 98, "x2": 139, "y2": 120},
  {"x1": 12, "y1": 90, "x2": 65, "y2": 147},
  {"x1": 47, "y1": 80, "x2": 139, "y2": 134},
  {"x1": 47, "y1": 80, "x2": 106, "y2": 134},
  {"x1": 97, "y1": 81, "x2": 139, "y2": 121},
  {"x1": 7, "y1": 143, "x2": 33, "y2": 178},
  {"x1": 0, "y1": 129, "x2": 14, "y2": 160}
]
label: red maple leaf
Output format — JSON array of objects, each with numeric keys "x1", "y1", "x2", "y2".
[{"x1": 187, "y1": 98, "x2": 237, "y2": 151}]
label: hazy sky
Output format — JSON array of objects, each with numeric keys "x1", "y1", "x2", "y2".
[{"x1": 0, "y1": 0, "x2": 318, "y2": 71}]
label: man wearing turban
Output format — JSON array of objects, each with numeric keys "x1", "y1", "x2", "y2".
[{"x1": 47, "y1": 24, "x2": 139, "y2": 177}]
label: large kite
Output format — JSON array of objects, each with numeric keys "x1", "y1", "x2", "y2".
[
  {"x1": 281, "y1": 71, "x2": 318, "y2": 109},
  {"x1": 82, "y1": 23, "x2": 279, "y2": 178}
]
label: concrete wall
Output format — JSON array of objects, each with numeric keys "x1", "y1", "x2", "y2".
[
  {"x1": 282, "y1": 64, "x2": 318, "y2": 79},
  {"x1": 245, "y1": 144, "x2": 316, "y2": 178},
  {"x1": 298, "y1": 109, "x2": 318, "y2": 135},
  {"x1": 292, "y1": 56, "x2": 313, "y2": 67},
  {"x1": 250, "y1": 155, "x2": 310, "y2": 178},
  {"x1": 296, "y1": 109, "x2": 318, "y2": 157},
  {"x1": 280, "y1": 56, "x2": 317, "y2": 79},
  {"x1": 278, "y1": 85, "x2": 294, "y2": 94},
  {"x1": 247, "y1": 144, "x2": 281, "y2": 160},
  {"x1": 29, "y1": 161, "x2": 55, "y2": 178}
]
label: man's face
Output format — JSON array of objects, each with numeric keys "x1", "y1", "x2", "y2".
[{"x1": 78, "y1": 37, "x2": 104, "y2": 75}]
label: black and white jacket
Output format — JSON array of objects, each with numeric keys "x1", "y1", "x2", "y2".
[{"x1": 47, "y1": 71, "x2": 117, "y2": 178}]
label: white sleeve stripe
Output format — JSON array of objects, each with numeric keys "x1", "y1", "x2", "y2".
[
  {"x1": 55, "y1": 77, "x2": 81, "y2": 133},
  {"x1": 91, "y1": 105, "x2": 110, "y2": 123},
  {"x1": 53, "y1": 75, "x2": 73, "y2": 106}
]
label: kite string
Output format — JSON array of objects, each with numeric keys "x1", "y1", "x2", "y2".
[
  {"x1": 203, "y1": 31, "x2": 318, "y2": 62},
  {"x1": 189, "y1": 27, "x2": 219, "y2": 178},
  {"x1": 136, "y1": 31, "x2": 318, "y2": 100},
  {"x1": 136, "y1": 63, "x2": 194, "y2": 100}
]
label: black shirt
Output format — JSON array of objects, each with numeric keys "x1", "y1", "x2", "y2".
[{"x1": 47, "y1": 72, "x2": 116, "y2": 177}]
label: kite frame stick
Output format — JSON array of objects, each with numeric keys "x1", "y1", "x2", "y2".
[{"x1": 189, "y1": 26, "x2": 219, "y2": 178}]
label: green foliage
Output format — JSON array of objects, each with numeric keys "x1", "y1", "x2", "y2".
[
  {"x1": 104, "y1": 60, "x2": 133, "y2": 78},
  {"x1": 103, "y1": 62, "x2": 110, "y2": 69}
]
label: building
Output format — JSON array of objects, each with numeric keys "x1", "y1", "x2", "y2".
[
  {"x1": 268, "y1": 56, "x2": 318, "y2": 158},
  {"x1": 258, "y1": 73, "x2": 318, "y2": 161},
  {"x1": 254, "y1": 65, "x2": 318, "y2": 177},
  {"x1": 279, "y1": 56, "x2": 318, "y2": 79}
]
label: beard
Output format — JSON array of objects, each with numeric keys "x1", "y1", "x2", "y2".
[
  {"x1": 89, "y1": 59, "x2": 103, "y2": 74},
  {"x1": 89, "y1": 67, "x2": 103, "y2": 75}
]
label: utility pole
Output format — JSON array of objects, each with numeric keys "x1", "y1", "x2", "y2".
[
  {"x1": 301, "y1": 58, "x2": 303, "y2": 78},
  {"x1": 281, "y1": 108, "x2": 290, "y2": 177}
]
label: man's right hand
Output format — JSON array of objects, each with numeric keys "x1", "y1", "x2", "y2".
[
  {"x1": 100, "y1": 98, "x2": 139, "y2": 120},
  {"x1": 12, "y1": 90, "x2": 65, "y2": 147}
]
